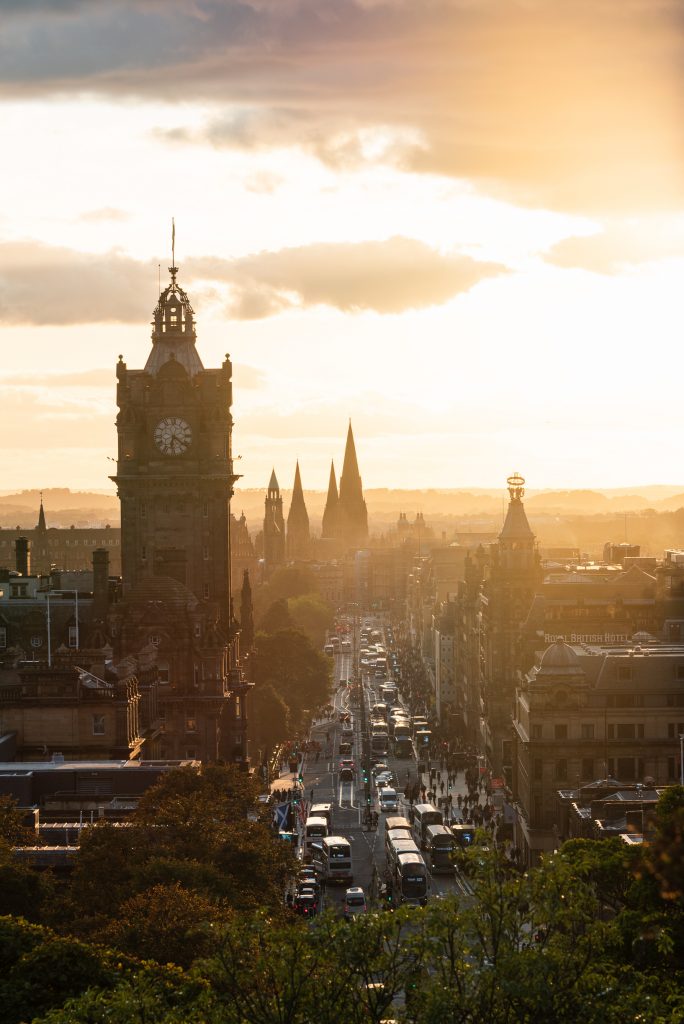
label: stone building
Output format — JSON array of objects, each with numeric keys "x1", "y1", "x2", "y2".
[
  {"x1": 110, "y1": 255, "x2": 250, "y2": 766},
  {"x1": 0, "y1": 499, "x2": 121, "y2": 575},
  {"x1": 337, "y1": 422, "x2": 368, "y2": 550},
  {"x1": 512, "y1": 638, "x2": 684, "y2": 865}
]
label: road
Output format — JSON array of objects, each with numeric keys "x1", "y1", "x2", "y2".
[{"x1": 294, "y1": 628, "x2": 474, "y2": 913}]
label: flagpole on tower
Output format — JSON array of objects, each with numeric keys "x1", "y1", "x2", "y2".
[{"x1": 170, "y1": 217, "x2": 177, "y2": 285}]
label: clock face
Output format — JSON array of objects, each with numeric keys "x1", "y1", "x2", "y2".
[{"x1": 154, "y1": 416, "x2": 192, "y2": 456}]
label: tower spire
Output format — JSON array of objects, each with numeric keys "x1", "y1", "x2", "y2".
[
  {"x1": 338, "y1": 421, "x2": 368, "y2": 547},
  {"x1": 322, "y1": 460, "x2": 339, "y2": 539},
  {"x1": 169, "y1": 217, "x2": 177, "y2": 286},
  {"x1": 287, "y1": 461, "x2": 310, "y2": 560},
  {"x1": 37, "y1": 492, "x2": 46, "y2": 532}
]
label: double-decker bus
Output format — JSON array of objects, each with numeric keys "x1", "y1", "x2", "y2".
[
  {"x1": 312, "y1": 836, "x2": 353, "y2": 883},
  {"x1": 424, "y1": 823, "x2": 455, "y2": 873}
]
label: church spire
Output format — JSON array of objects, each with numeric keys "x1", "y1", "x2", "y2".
[
  {"x1": 499, "y1": 472, "x2": 534, "y2": 542},
  {"x1": 287, "y1": 461, "x2": 310, "y2": 560},
  {"x1": 338, "y1": 421, "x2": 368, "y2": 547},
  {"x1": 322, "y1": 460, "x2": 339, "y2": 539},
  {"x1": 37, "y1": 492, "x2": 46, "y2": 532}
]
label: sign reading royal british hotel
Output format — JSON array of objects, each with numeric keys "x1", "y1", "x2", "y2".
[{"x1": 543, "y1": 633, "x2": 629, "y2": 644}]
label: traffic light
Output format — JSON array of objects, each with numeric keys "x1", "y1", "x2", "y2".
[{"x1": 298, "y1": 770, "x2": 303, "y2": 784}]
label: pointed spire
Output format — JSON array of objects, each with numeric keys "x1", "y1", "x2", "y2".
[
  {"x1": 268, "y1": 468, "x2": 279, "y2": 493},
  {"x1": 338, "y1": 421, "x2": 368, "y2": 546},
  {"x1": 287, "y1": 461, "x2": 310, "y2": 559},
  {"x1": 339, "y1": 420, "x2": 361, "y2": 503},
  {"x1": 37, "y1": 492, "x2": 46, "y2": 532},
  {"x1": 322, "y1": 460, "x2": 339, "y2": 539}
]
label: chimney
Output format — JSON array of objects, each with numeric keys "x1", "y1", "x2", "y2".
[
  {"x1": 15, "y1": 537, "x2": 30, "y2": 576},
  {"x1": 92, "y1": 548, "x2": 110, "y2": 618}
]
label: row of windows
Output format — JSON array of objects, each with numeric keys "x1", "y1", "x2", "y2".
[
  {"x1": 531, "y1": 721, "x2": 684, "y2": 741},
  {"x1": 0, "y1": 626, "x2": 78, "y2": 648},
  {"x1": 532, "y1": 756, "x2": 682, "y2": 784}
]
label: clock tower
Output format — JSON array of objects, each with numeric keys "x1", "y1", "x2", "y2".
[
  {"x1": 113, "y1": 258, "x2": 236, "y2": 628},
  {"x1": 111, "y1": 247, "x2": 250, "y2": 765}
]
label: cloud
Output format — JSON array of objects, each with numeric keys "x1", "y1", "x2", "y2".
[
  {"x1": 0, "y1": 1, "x2": 681, "y2": 213},
  {"x1": 0, "y1": 368, "x2": 114, "y2": 387},
  {"x1": 79, "y1": 207, "x2": 130, "y2": 223},
  {"x1": 544, "y1": 217, "x2": 684, "y2": 274},
  {"x1": 0, "y1": 237, "x2": 505, "y2": 324},
  {"x1": 0, "y1": 241, "x2": 152, "y2": 325},
  {"x1": 191, "y1": 237, "x2": 507, "y2": 317}
]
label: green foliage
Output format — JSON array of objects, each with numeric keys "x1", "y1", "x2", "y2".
[
  {"x1": 0, "y1": 841, "x2": 55, "y2": 921},
  {"x1": 0, "y1": 916, "x2": 135, "y2": 1024},
  {"x1": 250, "y1": 681, "x2": 291, "y2": 753},
  {"x1": 259, "y1": 597, "x2": 294, "y2": 634},
  {"x1": 252, "y1": 627, "x2": 331, "y2": 728},
  {"x1": 0, "y1": 794, "x2": 35, "y2": 845},
  {"x1": 288, "y1": 592, "x2": 334, "y2": 648}
]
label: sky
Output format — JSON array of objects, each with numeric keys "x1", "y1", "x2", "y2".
[{"x1": 0, "y1": 0, "x2": 682, "y2": 496}]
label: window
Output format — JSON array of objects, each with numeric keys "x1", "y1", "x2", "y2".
[
  {"x1": 531, "y1": 724, "x2": 542, "y2": 740},
  {"x1": 185, "y1": 712, "x2": 197, "y2": 733},
  {"x1": 667, "y1": 757, "x2": 676, "y2": 780},
  {"x1": 186, "y1": 749, "x2": 197, "y2": 759},
  {"x1": 93, "y1": 714, "x2": 105, "y2": 736},
  {"x1": 31, "y1": 635, "x2": 42, "y2": 648},
  {"x1": 158, "y1": 662, "x2": 169, "y2": 684},
  {"x1": 0, "y1": 627, "x2": 6, "y2": 649},
  {"x1": 203, "y1": 546, "x2": 210, "y2": 560},
  {"x1": 203, "y1": 583, "x2": 210, "y2": 599},
  {"x1": 235, "y1": 696, "x2": 241, "y2": 720},
  {"x1": 667, "y1": 723, "x2": 684, "y2": 739},
  {"x1": 68, "y1": 626, "x2": 78, "y2": 648},
  {"x1": 203, "y1": 502, "x2": 209, "y2": 518},
  {"x1": 616, "y1": 757, "x2": 641, "y2": 781},
  {"x1": 150, "y1": 634, "x2": 161, "y2": 647},
  {"x1": 617, "y1": 724, "x2": 636, "y2": 740},
  {"x1": 141, "y1": 501, "x2": 147, "y2": 519},
  {"x1": 677, "y1": 665, "x2": 684, "y2": 680},
  {"x1": 194, "y1": 623, "x2": 201, "y2": 638},
  {"x1": 194, "y1": 664, "x2": 200, "y2": 687},
  {"x1": 667, "y1": 694, "x2": 684, "y2": 707},
  {"x1": 581, "y1": 758, "x2": 594, "y2": 780},
  {"x1": 142, "y1": 545, "x2": 147, "y2": 561},
  {"x1": 533, "y1": 759, "x2": 543, "y2": 781},
  {"x1": 555, "y1": 759, "x2": 568, "y2": 781},
  {"x1": 554, "y1": 724, "x2": 568, "y2": 740},
  {"x1": 581, "y1": 724, "x2": 595, "y2": 740},
  {"x1": 607, "y1": 724, "x2": 615, "y2": 739}
]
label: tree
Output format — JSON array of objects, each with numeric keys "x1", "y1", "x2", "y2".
[
  {"x1": 252, "y1": 628, "x2": 331, "y2": 727},
  {"x1": 259, "y1": 597, "x2": 293, "y2": 634},
  {"x1": 250, "y1": 681, "x2": 291, "y2": 754},
  {"x1": 288, "y1": 593, "x2": 334, "y2": 648},
  {"x1": 0, "y1": 794, "x2": 35, "y2": 845}
]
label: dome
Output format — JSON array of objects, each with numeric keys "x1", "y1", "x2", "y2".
[
  {"x1": 539, "y1": 640, "x2": 581, "y2": 673},
  {"x1": 127, "y1": 574, "x2": 198, "y2": 613}
]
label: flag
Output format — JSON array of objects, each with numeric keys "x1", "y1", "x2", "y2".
[
  {"x1": 297, "y1": 799, "x2": 309, "y2": 827},
  {"x1": 273, "y1": 802, "x2": 290, "y2": 830}
]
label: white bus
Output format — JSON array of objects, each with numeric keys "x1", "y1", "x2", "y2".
[
  {"x1": 394, "y1": 852, "x2": 429, "y2": 905},
  {"x1": 312, "y1": 835, "x2": 353, "y2": 883},
  {"x1": 385, "y1": 826, "x2": 413, "y2": 858},
  {"x1": 387, "y1": 836, "x2": 420, "y2": 870},
  {"x1": 310, "y1": 803, "x2": 333, "y2": 831},
  {"x1": 424, "y1": 823, "x2": 456, "y2": 874},
  {"x1": 304, "y1": 815, "x2": 329, "y2": 853},
  {"x1": 412, "y1": 804, "x2": 443, "y2": 850}
]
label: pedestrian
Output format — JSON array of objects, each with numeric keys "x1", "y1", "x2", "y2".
[{"x1": 310, "y1": 788, "x2": 314, "y2": 802}]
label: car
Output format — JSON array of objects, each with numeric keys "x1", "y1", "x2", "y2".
[
  {"x1": 339, "y1": 767, "x2": 354, "y2": 782},
  {"x1": 294, "y1": 893, "x2": 319, "y2": 917},
  {"x1": 339, "y1": 758, "x2": 355, "y2": 771},
  {"x1": 297, "y1": 867, "x2": 317, "y2": 885},
  {"x1": 297, "y1": 881, "x2": 321, "y2": 899},
  {"x1": 371, "y1": 762, "x2": 389, "y2": 776},
  {"x1": 344, "y1": 886, "x2": 367, "y2": 918},
  {"x1": 375, "y1": 771, "x2": 395, "y2": 786}
]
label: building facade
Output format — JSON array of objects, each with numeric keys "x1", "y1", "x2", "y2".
[{"x1": 111, "y1": 258, "x2": 250, "y2": 765}]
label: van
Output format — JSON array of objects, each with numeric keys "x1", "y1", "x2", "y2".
[{"x1": 379, "y1": 787, "x2": 399, "y2": 813}]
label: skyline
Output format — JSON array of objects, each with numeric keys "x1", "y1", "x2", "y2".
[{"x1": 0, "y1": 1, "x2": 682, "y2": 492}]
